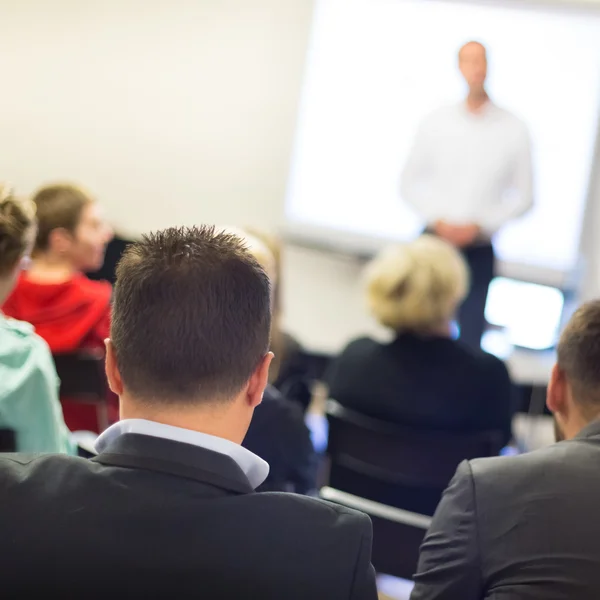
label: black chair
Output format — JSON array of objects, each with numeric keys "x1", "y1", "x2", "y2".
[
  {"x1": 321, "y1": 400, "x2": 503, "y2": 580},
  {"x1": 0, "y1": 428, "x2": 16, "y2": 452},
  {"x1": 53, "y1": 352, "x2": 109, "y2": 431}
]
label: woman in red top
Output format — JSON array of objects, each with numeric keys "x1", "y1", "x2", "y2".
[{"x1": 3, "y1": 183, "x2": 114, "y2": 432}]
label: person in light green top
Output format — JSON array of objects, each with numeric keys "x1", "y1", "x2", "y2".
[{"x1": 0, "y1": 187, "x2": 75, "y2": 454}]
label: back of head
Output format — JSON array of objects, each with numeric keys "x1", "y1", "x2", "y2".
[
  {"x1": 111, "y1": 225, "x2": 272, "y2": 403},
  {"x1": 33, "y1": 183, "x2": 93, "y2": 253},
  {"x1": 557, "y1": 301, "x2": 600, "y2": 418},
  {"x1": 365, "y1": 235, "x2": 469, "y2": 333},
  {"x1": 0, "y1": 186, "x2": 36, "y2": 279}
]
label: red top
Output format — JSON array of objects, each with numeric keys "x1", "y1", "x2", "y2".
[
  {"x1": 2, "y1": 273, "x2": 111, "y2": 354},
  {"x1": 2, "y1": 273, "x2": 114, "y2": 432}
]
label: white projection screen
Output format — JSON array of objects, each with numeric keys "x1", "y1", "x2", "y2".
[{"x1": 285, "y1": 0, "x2": 600, "y2": 287}]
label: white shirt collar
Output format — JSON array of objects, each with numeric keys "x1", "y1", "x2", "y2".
[{"x1": 95, "y1": 419, "x2": 270, "y2": 490}]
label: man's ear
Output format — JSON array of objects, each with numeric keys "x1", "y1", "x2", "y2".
[
  {"x1": 547, "y1": 363, "x2": 567, "y2": 416},
  {"x1": 104, "y1": 339, "x2": 124, "y2": 396},
  {"x1": 246, "y1": 352, "x2": 274, "y2": 409}
]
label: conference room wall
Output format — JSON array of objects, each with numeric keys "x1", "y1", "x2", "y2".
[{"x1": 0, "y1": 0, "x2": 598, "y2": 354}]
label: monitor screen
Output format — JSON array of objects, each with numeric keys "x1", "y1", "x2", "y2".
[{"x1": 483, "y1": 277, "x2": 565, "y2": 350}]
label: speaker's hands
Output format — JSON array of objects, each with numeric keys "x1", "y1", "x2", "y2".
[{"x1": 433, "y1": 221, "x2": 481, "y2": 248}]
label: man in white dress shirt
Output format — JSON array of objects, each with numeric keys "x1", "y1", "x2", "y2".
[{"x1": 401, "y1": 41, "x2": 533, "y2": 348}]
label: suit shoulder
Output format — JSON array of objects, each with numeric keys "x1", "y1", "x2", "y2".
[
  {"x1": 468, "y1": 438, "x2": 592, "y2": 488},
  {"x1": 0, "y1": 453, "x2": 91, "y2": 485},
  {"x1": 255, "y1": 491, "x2": 371, "y2": 530}
]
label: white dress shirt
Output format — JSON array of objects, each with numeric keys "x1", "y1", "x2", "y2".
[
  {"x1": 95, "y1": 418, "x2": 270, "y2": 489},
  {"x1": 401, "y1": 102, "x2": 533, "y2": 237}
]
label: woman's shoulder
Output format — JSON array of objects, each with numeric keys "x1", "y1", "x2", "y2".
[
  {"x1": 76, "y1": 274, "x2": 112, "y2": 302},
  {"x1": 0, "y1": 316, "x2": 56, "y2": 374},
  {"x1": 451, "y1": 340, "x2": 510, "y2": 377},
  {"x1": 335, "y1": 336, "x2": 386, "y2": 360}
]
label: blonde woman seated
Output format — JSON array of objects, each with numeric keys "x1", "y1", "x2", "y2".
[
  {"x1": 326, "y1": 235, "x2": 513, "y2": 445},
  {"x1": 0, "y1": 189, "x2": 74, "y2": 453}
]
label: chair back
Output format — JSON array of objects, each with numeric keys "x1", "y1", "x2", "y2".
[
  {"x1": 324, "y1": 399, "x2": 503, "y2": 579},
  {"x1": 0, "y1": 428, "x2": 16, "y2": 452},
  {"x1": 53, "y1": 352, "x2": 109, "y2": 431}
]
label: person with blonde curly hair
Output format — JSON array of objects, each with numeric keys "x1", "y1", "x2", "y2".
[
  {"x1": 0, "y1": 187, "x2": 74, "y2": 453},
  {"x1": 327, "y1": 235, "x2": 513, "y2": 448}
]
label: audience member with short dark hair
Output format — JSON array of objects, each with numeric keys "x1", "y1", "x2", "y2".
[
  {"x1": 2, "y1": 183, "x2": 114, "y2": 431},
  {"x1": 0, "y1": 187, "x2": 74, "y2": 453},
  {"x1": 411, "y1": 300, "x2": 600, "y2": 600},
  {"x1": 327, "y1": 235, "x2": 513, "y2": 444},
  {"x1": 0, "y1": 226, "x2": 377, "y2": 599}
]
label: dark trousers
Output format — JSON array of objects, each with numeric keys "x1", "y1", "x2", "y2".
[{"x1": 458, "y1": 242, "x2": 495, "y2": 349}]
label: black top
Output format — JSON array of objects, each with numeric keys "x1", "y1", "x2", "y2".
[
  {"x1": 243, "y1": 385, "x2": 317, "y2": 493},
  {"x1": 0, "y1": 433, "x2": 377, "y2": 599},
  {"x1": 326, "y1": 333, "x2": 513, "y2": 444}
]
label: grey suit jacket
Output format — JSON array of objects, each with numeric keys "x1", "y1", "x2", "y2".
[{"x1": 411, "y1": 420, "x2": 600, "y2": 600}]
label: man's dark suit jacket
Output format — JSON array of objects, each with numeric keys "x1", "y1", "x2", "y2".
[
  {"x1": 0, "y1": 433, "x2": 377, "y2": 599},
  {"x1": 411, "y1": 420, "x2": 600, "y2": 600}
]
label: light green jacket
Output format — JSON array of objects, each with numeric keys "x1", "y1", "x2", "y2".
[{"x1": 0, "y1": 314, "x2": 75, "y2": 454}]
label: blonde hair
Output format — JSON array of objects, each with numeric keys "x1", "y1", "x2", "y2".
[
  {"x1": 365, "y1": 235, "x2": 469, "y2": 332},
  {"x1": 244, "y1": 228, "x2": 283, "y2": 316},
  {"x1": 220, "y1": 227, "x2": 276, "y2": 282},
  {"x1": 0, "y1": 186, "x2": 36, "y2": 277},
  {"x1": 223, "y1": 226, "x2": 286, "y2": 383}
]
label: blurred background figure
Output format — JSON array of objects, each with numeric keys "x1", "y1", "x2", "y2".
[
  {"x1": 223, "y1": 227, "x2": 317, "y2": 494},
  {"x1": 245, "y1": 227, "x2": 313, "y2": 412},
  {"x1": 326, "y1": 235, "x2": 513, "y2": 446},
  {"x1": 0, "y1": 186, "x2": 74, "y2": 453},
  {"x1": 401, "y1": 41, "x2": 533, "y2": 349},
  {"x1": 2, "y1": 183, "x2": 114, "y2": 432}
]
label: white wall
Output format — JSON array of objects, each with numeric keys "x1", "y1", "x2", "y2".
[
  {"x1": 0, "y1": 0, "x2": 312, "y2": 233},
  {"x1": 0, "y1": 0, "x2": 598, "y2": 354}
]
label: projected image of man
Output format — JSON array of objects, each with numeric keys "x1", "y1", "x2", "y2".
[{"x1": 401, "y1": 41, "x2": 533, "y2": 349}]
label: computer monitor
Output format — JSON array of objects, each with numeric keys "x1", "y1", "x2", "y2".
[{"x1": 483, "y1": 277, "x2": 565, "y2": 351}]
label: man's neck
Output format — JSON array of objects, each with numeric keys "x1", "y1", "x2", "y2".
[
  {"x1": 565, "y1": 413, "x2": 600, "y2": 441},
  {"x1": 27, "y1": 255, "x2": 77, "y2": 283},
  {"x1": 120, "y1": 401, "x2": 248, "y2": 445},
  {"x1": 466, "y1": 89, "x2": 489, "y2": 114}
]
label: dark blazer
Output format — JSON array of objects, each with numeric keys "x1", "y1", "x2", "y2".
[
  {"x1": 411, "y1": 420, "x2": 600, "y2": 600},
  {"x1": 243, "y1": 385, "x2": 317, "y2": 493},
  {"x1": 327, "y1": 333, "x2": 513, "y2": 444},
  {"x1": 0, "y1": 433, "x2": 377, "y2": 599}
]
